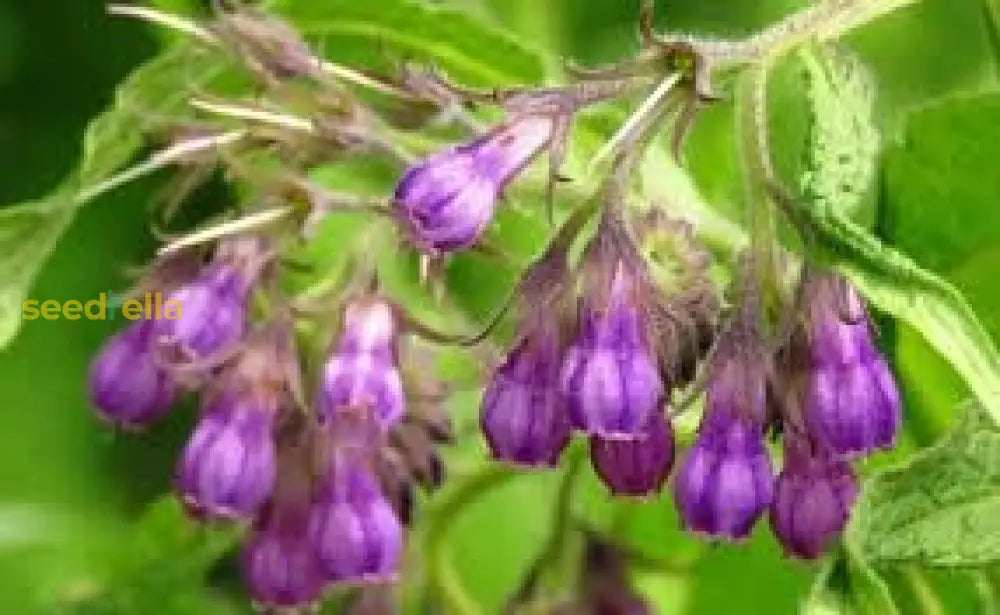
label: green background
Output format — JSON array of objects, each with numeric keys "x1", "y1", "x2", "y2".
[{"x1": 1, "y1": 0, "x2": 999, "y2": 612}]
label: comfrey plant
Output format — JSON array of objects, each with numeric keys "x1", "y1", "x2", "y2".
[{"x1": 54, "y1": 0, "x2": 997, "y2": 611}]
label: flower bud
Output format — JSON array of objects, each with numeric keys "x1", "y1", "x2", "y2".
[
  {"x1": 769, "y1": 436, "x2": 857, "y2": 559},
  {"x1": 394, "y1": 116, "x2": 553, "y2": 253},
  {"x1": 174, "y1": 391, "x2": 277, "y2": 519},
  {"x1": 308, "y1": 464, "x2": 403, "y2": 583},
  {"x1": 243, "y1": 500, "x2": 325, "y2": 608},
  {"x1": 560, "y1": 265, "x2": 664, "y2": 438},
  {"x1": 154, "y1": 238, "x2": 265, "y2": 362},
  {"x1": 155, "y1": 262, "x2": 250, "y2": 360},
  {"x1": 805, "y1": 276, "x2": 900, "y2": 455},
  {"x1": 590, "y1": 413, "x2": 673, "y2": 496},
  {"x1": 88, "y1": 321, "x2": 176, "y2": 429},
  {"x1": 673, "y1": 410, "x2": 774, "y2": 540},
  {"x1": 318, "y1": 298, "x2": 406, "y2": 427},
  {"x1": 481, "y1": 322, "x2": 571, "y2": 466}
]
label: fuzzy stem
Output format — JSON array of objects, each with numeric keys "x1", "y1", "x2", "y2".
[
  {"x1": 75, "y1": 129, "x2": 248, "y2": 206},
  {"x1": 587, "y1": 72, "x2": 682, "y2": 176}
]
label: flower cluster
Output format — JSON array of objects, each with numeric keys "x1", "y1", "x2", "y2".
[
  {"x1": 86, "y1": 51, "x2": 904, "y2": 606},
  {"x1": 89, "y1": 248, "x2": 449, "y2": 606}
]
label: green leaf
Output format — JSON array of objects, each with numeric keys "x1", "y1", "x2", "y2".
[
  {"x1": 802, "y1": 549, "x2": 899, "y2": 615},
  {"x1": 80, "y1": 42, "x2": 246, "y2": 188},
  {"x1": 273, "y1": 0, "x2": 547, "y2": 85},
  {"x1": 799, "y1": 44, "x2": 879, "y2": 218},
  {"x1": 849, "y1": 402, "x2": 1000, "y2": 567},
  {"x1": 0, "y1": 42, "x2": 244, "y2": 350},
  {"x1": 884, "y1": 93, "x2": 1000, "y2": 276},
  {"x1": 69, "y1": 497, "x2": 242, "y2": 615},
  {"x1": 771, "y1": 183, "x2": 1000, "y2": 425},
  {"x1": 0, "y1": 190, "x2": 76, "y2": 349}
]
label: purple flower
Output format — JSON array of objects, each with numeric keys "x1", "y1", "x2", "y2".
[
  {"x1": 243, "y1": 499, "x2": 325, "y2": 608},
  {"x1": 590, "y1": 413, "x2": 674, "y2": 496},
  {"x1": 174, "y1": 391, "x2": 277, "y2": 519},
  {"x1": 560, "y1": 265, "x2": 664, "y2": 438},
  {"x1": 154, "y1": 262, "x2": 251, "y2": 360},
  {"x1": 805, "y1": 277, "x2": 900, "y2": 455},
  {"x1": 769, "y1": 436, "x2": 857, "y2": 559},
  {"x1": 88, "y1": 320, "x2": 176, "y2": 429},
  {"x1": 673, "y1": 410, "x2": 774, "y2": 540},
  {"x1": 308, "y1": 464, "x2": 403, "y2": 583},
  {"x1": 318, "y1": 299, "x2": 405, "y2": 427},
  {"x1": 394, "y1": 115, "x2": 553, "y2": 253},
  {"x1": 481, "y1": 324, "x2": 571, "y2": 467}
]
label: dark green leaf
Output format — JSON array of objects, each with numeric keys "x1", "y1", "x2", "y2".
[{"x1": 849, "y1": 402, "x2": 1000, "y2": 567}]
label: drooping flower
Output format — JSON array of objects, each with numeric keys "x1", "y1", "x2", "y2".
[
  {"x1": 804, "y1": 275, "x2": 901, "y2": 455},
  {"x1": 317, "y1": 297, "x2": 406, "y2": 427},
  {"x1": 174, "y1": 326, "x2": 296, "y2": 518},
  {"x1": 590, "y1": 413, "x2": 673, "y2": 496},
  {"x1": 175, "y1": 391, "x2": 277, "y2": 519},
  {"x1": 88, "y1": 320, "x2": 176, "y2": 429},
  {"x1": 673, "y1": 349, "x2": 774, "y2": 539},
  {"x1": 481, "y1": 318, "x2": 571, "y2": 466},
  {"x1": 560, "y1": 263, "x2": 664, "y2": 438},
  {"x1": 769, "y1": 434, "x2": 857, "y2": 559},
  {"x1": 307, "y1": 462, "x2": 403, "y2": 583},
  {"x1": 154, "y1": 237, "x2": 265, "y2": 362},
  {"x1": 243, "y1": 496, "x2": 325, "y2": 607},
  {"x1": 394, "y1": 115, "x2": 553, "y2": 253}
]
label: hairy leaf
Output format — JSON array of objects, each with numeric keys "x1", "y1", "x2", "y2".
[
  {"x1": 799, "y1": 44, "x2": 879, "y2": 218},
  {"x1": 802, "y1": 549, "x2": 899, "y2": 615},
  {"x1": 274, "y1": 0, "x2": 546, "y2": 85},
  {"x1": 849, "y1": 402, "x2": 1000, "y2": 567}
]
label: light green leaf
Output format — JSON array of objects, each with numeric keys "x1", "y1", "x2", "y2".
[
  {"x1": 799, "y1": 44, "x2": 879, "y2": 218},
  {"x1": 0, "y1": 42, "x2": 243, "y2": 350},
  {"x1": 848, "y1": 402, "x2": 1000, "y2": 567},
  {"x1": 0, "y1": 191, "x2": 76, "y2": 349},
  {"x1": 802, "y1": 549, "x2": 899, "y2": 615},
  {"x1": 273, "y1": 0, "x2": 547, "y2": 85},
  {"x1": 80, "y1": 42, "x2": 245, "y2": 187},
  {"x1": 770, "y1": 185, "x2": 1000, "y2": 424}
]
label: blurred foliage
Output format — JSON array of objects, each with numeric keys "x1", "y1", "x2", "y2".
[{"x1": 2, "y1": 0, "x2": 1000, "y2": 613}]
